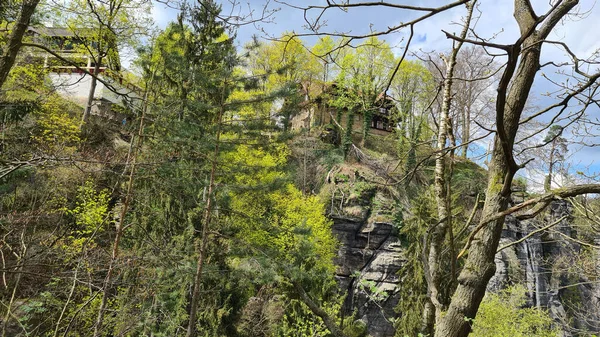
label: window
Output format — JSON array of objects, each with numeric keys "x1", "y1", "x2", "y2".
[{"x1": 63, "y1": 39, "x2": 74, "y2": 51}]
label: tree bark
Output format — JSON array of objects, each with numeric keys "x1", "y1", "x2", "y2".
[
  {"x1": 82, "y1": 60, "x2": 102, "y2": 126},
  {"x1": 420, "y1": 300, "x2": 435, "y2": 336},
  {"x1": 545, "y1": 140, "x2": 555, "y2": 192},
  {"x1": 435, "y1": 1, "x2": 579, "y2": 336},
  {"x1": 428, "y1": 1, "x2": 473, "y2": 330},
  {"x1": 0, "y1": 0, "x2": 41, "y2": 88}
]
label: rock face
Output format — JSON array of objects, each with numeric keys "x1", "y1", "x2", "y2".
[
  {"x1": 489, "y1": 200, "x2": 600, "y2": 336},
  {"x1": 332, "y1": 216, "x2": 404, "y2": 337},
  {"x1": 324, "y1": 163, "x2": 600, "y2": 336},
  {"x1": 332, "y1": 197, "x2": 600, "y2": 337},
  {"x1": 322, "y1": 164, "x2": 404, "y2": 336}
]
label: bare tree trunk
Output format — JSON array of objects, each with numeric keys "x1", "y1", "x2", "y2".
[
  {"x1": 447, "y1": 118, "x2": 457, "y2": 283},
  {"x1": 545, "y1": 141, "x2": 555, "y2": 192},
  {"x1": 435, "y1": 1, "x2": 579, "y2": 336},
  {"x1": 0, "y1": 0, "x2": 41, "y2": 88},
  {"x1": 461, "y1": 103, "x2": 471, "y2": 158},
  {"x1": 82, "y1": 60, "x2": 102, "y2": 126},
  {"x1": 427, "y1": 1, "x2": 473, "y2": 330},
  {"x1": 435, "y1": 136, "x2": 512, "y2": 337}
]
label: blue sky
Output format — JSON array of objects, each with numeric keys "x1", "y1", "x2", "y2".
[{"x1": 151, "y1": 0, "x2": 600, "y2": 188}]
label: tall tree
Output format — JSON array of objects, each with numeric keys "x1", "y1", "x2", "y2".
[
  {"x1": 146, "y1": 3, "x2": 237, "y2": 337},
  {"x1": 250, "y1": 34, "x2": 319, "y2": 131},
  {"x1": 391, "y1": 60, "x2": 435, "y2": 184},
  {"x1": 452, "y1": 46, "x2": 498, "y2": 158},
  {"x1": 426, "y1": 3, "x2": 474, "y2": 334},
  {"x1": 439, "y1": 1, "x2": 600, "y2": 336},
  {"x1": 311, "y1": 36, "x2": 337, "y2": 84}
]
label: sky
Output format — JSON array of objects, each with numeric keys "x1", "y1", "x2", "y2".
[{"x1": 150, "y1": 0, "x2": 600, "y2": 190}]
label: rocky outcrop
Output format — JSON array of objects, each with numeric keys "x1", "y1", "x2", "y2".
[
  {"x1": 332, "y1": 217, "x2": 403, "y2": 337},
  {"x1": 489, "y1": 200, "x2": 600, "y2": 336},
  {"x1": 331, "y1": 195, "x2": 600, "y2": 337},
  {"x1": 324, "y1": 162, "x2": 600, "y2": 336},
  {"x1": 323, "y1": 164, "x2": 404, "y2": 337}
]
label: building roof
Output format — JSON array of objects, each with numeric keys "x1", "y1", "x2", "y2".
[{"x1": 28, "y1": 26, "x2": 95, "y2": 38}]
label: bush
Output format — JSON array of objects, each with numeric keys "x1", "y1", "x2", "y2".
[{"x1": 470, "y1": 285, "x2": 559, "y2": 337}]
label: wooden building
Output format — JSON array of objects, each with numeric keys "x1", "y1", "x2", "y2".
[{"x1": 291, "y1": 83, "x2": 396, "y2": 136}]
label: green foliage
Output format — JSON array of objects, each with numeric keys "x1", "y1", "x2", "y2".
[
  {"x1": 222, "y1": 140, "x2": 342, "y2": 335},
  {"x1": 277, "y1": 299, "x2": 331, "y2": 336},
  {"x1": 392, "y1": 60, "x2": 435, "y2": 185},
  {"x1": 451, "y1": 159, "x2": 487, "y2": 196},
  {"x1": 227, "y1": 142, "x2": 336, "y2": 275},
  {"x1": 244, "y1": 34, "x2": 319, "y2": 132},
  {"x1": 513, "y1": 176, "x2": 527, "y2": 190},
  {"x1": 343, "y1": 319, "x2": 368, "y2": 337},
  {"x1": 470, "y1": 285, "x2": 559, "y2": 337},
  {"x1": 62, "y1": 0, "x2": 152, "y2": 71},
  {"x1": 138, "y1": 2, "x2": 235, "y2": 122},
  {"x1": 328, "y1": 37, "x2": 395, "y2": 146},
  {"x1": 33, "y1": 94, "x2": 81, "y2": 152},
  {"x1": 1, "y1": 63, "x2": 81, "y2": 158},
  {"x1": 67, "y1": 180, "x2": 109, "y2": 230},
  {"x1": 543, "y1": 124, "x2": 565, "y2": 144},
  {"x1": 311, "y1": 36, "x2": 339, "y2": 84},
  {"x1": 59, "y1": 179, "x2": 109, "y2": 260},
  {"x1": 248, "y1": 33, "x2": 319, "y2": 93},
  {"x1": 395, "y1": 189, "x2": 437, "y2": 336}
]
